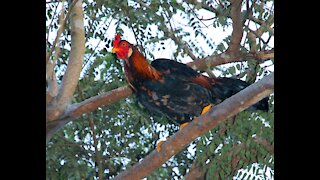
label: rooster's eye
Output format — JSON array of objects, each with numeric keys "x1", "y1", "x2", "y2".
[{"x1": 121, "y1": 43, "x2": 126, "y2": 47}]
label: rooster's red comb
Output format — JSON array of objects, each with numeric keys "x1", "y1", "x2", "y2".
[{"x1": 113, "y1": 33, "x2": 121, "y2": 47}]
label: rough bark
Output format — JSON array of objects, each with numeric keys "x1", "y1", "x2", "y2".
[
  {"x1": 61, "y1": 85, "x2": 133, "y2": 121},
  {"x1": 46, "y1": 86, "x2": 133, "y2": 143},
  {"x1": 187, "y1": 49, "x2": 273, "y2": 71},
  {"x1": 113, "y1": 72, "x2": 274, "y2": 180},
  {"x1": 46, "y1": 0, "x2": 85, "y2": 142},
  {"x1": 227, "y1": 0, "x2": 244, "y2": 53},
  {"x1": 46, "y1": 0, "x2": 85, "y2": 122},
  {"x1": 55, "y1": 0, "x2": 85, "y2": 113}
]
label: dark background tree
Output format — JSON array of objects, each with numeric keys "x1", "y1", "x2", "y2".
[{"x1": 46, "y1": 0, "x2": 274, "y2": 179}]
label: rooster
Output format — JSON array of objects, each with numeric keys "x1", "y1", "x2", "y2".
[{"x1": 111, "y1": 34, "x2": 268, "y2": 151}]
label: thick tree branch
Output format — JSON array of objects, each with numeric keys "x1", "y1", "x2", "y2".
[
  {"x1": 47, "y1": 30, "x2": 61, "y2": 106},
  {"x1": 47, "y1": 4, "x2": 64, "y2": 105},
  {"x1": 227, "y1": 0, "x2": 244, "y2": 53},
  {"x1": 113, "y1": 72, "x2": 274, "y2": 180},
  {"x1": 188, "y1": 49, "x2": 273, "y2": 71},
  {"x1": 56, "y1": 0, "x2": 84, "y2": 107},
  {"x1": 46, "y1": 71, "x2": 58, "y2": 106},
  {"x1": 47, "y1": 0, "x2": 85, "y2": 122},
  {"x1": 46, "y1": 85, "x2": 133, "y2": 143},
  {"x1": 61, "y1": 85, "x2": 133, "y2": 120}
]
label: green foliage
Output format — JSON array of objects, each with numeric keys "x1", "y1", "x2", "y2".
[{"x1": 46, "y1": 0, "x2": 274, "y2": 179}]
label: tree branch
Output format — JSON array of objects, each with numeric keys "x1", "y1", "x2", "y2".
[
  {"x1": 227, "y1": 0, "x2": 244, "y2": 53},
  {"x1": 46, "y1": 85, "x2": 133, "y2": 142},
  {"x1": 184, "y1": 160, "x2": 206, "y2": 180},
  {"x1": 46, "y1": 0, "x2": 80, "y2": 63},
  {"x1": 47, "y1": 0, "x2": 85, "y2": 122},
  {"x1": 249, "y1": 15, "x2": 274, "y2": 35},
  {"x1": 46, "y1": 3, "x2": 64, "y2": 105},
  {"x1": 61, "y1": 85, "x2": 133, "y2": 120},
  {"x1": 113, "y1": 72, "x2": 274, "y2": 180},
  {"x1": 185, "y1": 114, "x2": 234, "y2": 179},
  {"x1": 89, "y1": 115, "x2": 104, "y2": 179},
  {"x1": 56, "y1": 0, "x2": 84, "y2": 106},
  {"x1": 187, "y1": 49, "x2": 273, "y2": 72},
  {"x1": 47, "y1": 25, "x2": 61, "y2": 106},
  {"x1": 245, "y1": 14, "x2": 274, "y2": 48}
]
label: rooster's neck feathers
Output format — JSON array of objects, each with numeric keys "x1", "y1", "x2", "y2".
[{"x1": 125, "y1": 47, "x2": 161, "y2": 82}]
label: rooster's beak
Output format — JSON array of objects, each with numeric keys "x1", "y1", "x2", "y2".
[{"x1": 112, "y1": 47, "x2": 119, "y2": 53}]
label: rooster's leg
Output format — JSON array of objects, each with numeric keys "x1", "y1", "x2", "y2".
[
  {"x1": 178, "y1": 104, "x2": 213, "y2": 130},
  {"x1": 156, "y1": 104, "x2": 213, "y2": 152},
  {"x1": 156, "y1": 122, "x2": 188, "y2": 152},
  {"x1": 156, "y1": 140, "x2": 165, "y2": 152},
  {"x1": 201, "y1": 104, "x2": 213, "y2": 115},
  {"x1": 179, "y1": 122, "x2": 189, "y2": 129}
]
